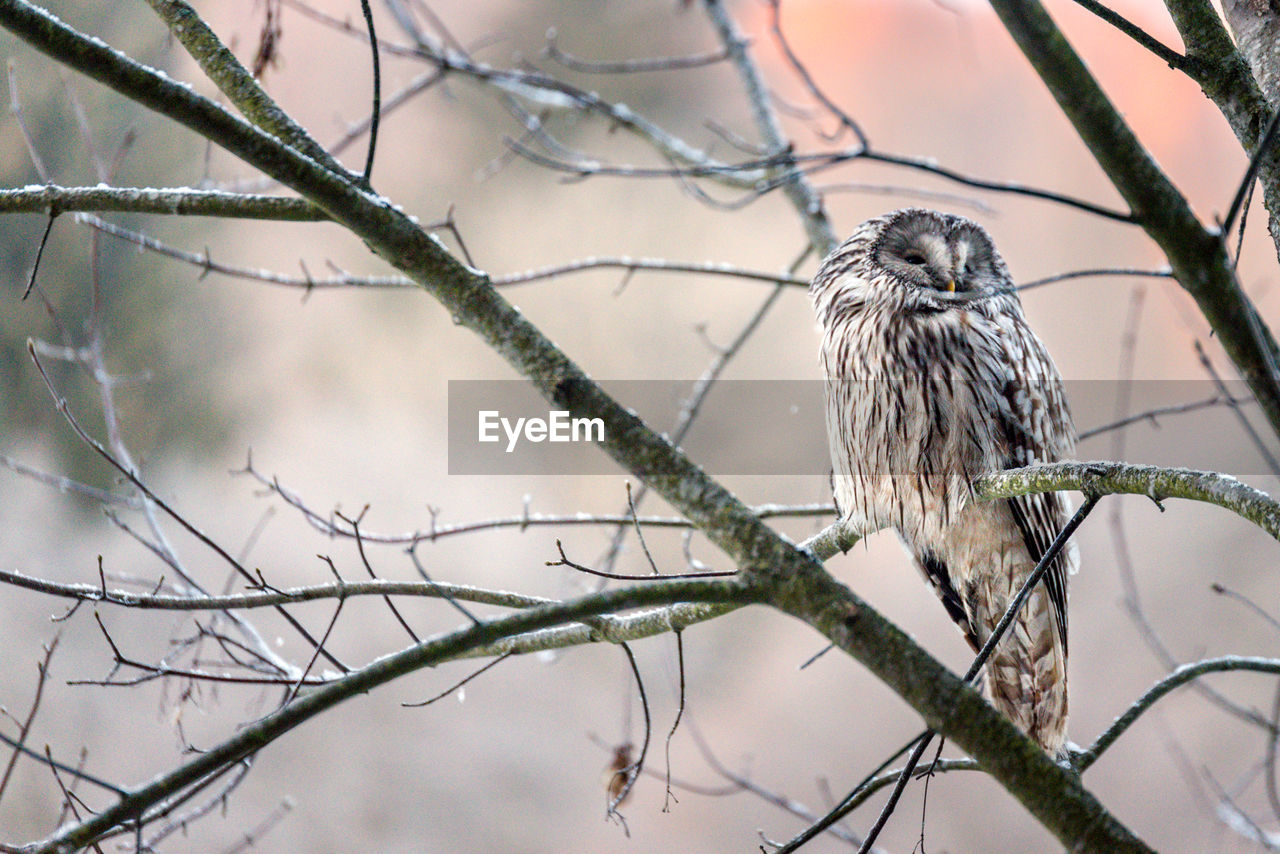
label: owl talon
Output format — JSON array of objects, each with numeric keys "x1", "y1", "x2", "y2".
[{"x1": 1058, "y1": 741, "x2": 1086, "y2": 774}]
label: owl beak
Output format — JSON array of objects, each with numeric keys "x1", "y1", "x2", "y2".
[{"x1": 945, "y1": 279, "x2": 956, "y2": 293}]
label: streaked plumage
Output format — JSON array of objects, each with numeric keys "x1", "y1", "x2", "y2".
[{"x1": 810, "y1": 208, "x2": 1076, "y2": 755}]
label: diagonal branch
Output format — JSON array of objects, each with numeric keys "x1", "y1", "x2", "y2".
[
  {"x1": 143, "y1": 0, "x2": 355, "y2": 180},
  {"x1": 1071, "y1": 0, "x2": 1188, "y2": 70},
  {"x1": 702, "y1": 0, "x2": 837, "y2": 257},
  {"x1": 1161, "y1": 0, "x2": 1280, "y2": 257}
]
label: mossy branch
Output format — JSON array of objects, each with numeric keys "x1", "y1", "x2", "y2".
[
  {"x1": 0, "y1": 184, "x2": 324, "y2": 219},
  {"x1": 976, "y1": 460, "x2": 1280, "y2": 542}
]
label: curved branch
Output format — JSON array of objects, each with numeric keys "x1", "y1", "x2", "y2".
[
  {"x1": 976, "y1": 460, "x2": 1280, "y2": 541},
  {"x1": 1079, "y1": 656, "x2": 1280, "y2": 770}
]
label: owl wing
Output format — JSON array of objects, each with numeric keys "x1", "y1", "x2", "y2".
[
  {"x1": 1004, "y1": 480, "x2": 1070, "y2": 647},
  {"x1": 997, "y1": 316, "x2": 1075, "y2": 650}
]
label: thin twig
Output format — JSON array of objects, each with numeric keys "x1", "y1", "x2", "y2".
[
  {"x1": 27, "y1": 344, "x2": 347, "y2": 674},
  {"x1": 548, "y1": 539, "x2": 736, "y2": 581},
  {"x1": 1078, "y1": 393, "x2": 1255, "y2": 442},
  {"x1": 1017, "y1": 266, "x2": 1173, "y2": 291},
  {"x1": 663, "y1": 629, "x2": 686, "y2": 812},
  {"x1": 358, "y1": 0, "x2": 380, "y2": 183},
  {"x1": 1224, "y1": 107, "x2": 1280, "y2": 237},
  {"x1": 1069, "y1": 0, "x2": 1188, "y2": 70},
  {"x1": 1077, "y1": 656, "x2": 1280, "y2": 770},
  {"x1": 21, "y1": 212, "x2": 56, "y2": 300},
  {"x1": 765, "y1": 0, "x2": 867, "y2": 148},
  {"x1": 543, "y1": 28, "x2": 733, "y2": 74},
  {"x1": 0, "y1": 635, "x2": 60, "y2": 806},
  {"x1": 1194, "y1": 339, "x2": 1280, "y2": 475},
  {"x1": 607, "y1": 643, "x2": 652, "y2": 826},
  {"x1": 401, "y1": 653, "x2": 513, "y2": 707}
]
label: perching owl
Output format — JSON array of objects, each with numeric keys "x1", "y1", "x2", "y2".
[{"x1": 810, "y1": 208, "x2": 1075, "y2": 756}]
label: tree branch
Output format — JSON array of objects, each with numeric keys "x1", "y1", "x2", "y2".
[
  {"x1": 0, "y1": 184, "x2": 324, "y2": 219},
  {"x1": 1162, "y1": 0, "x2": 1280, "y2": 254},
  {"x1": 1078, "y1": 655, "x2": 1280, "y2": 770},
  {"x1": 976, "y1": 460, "x2": 1280, "y2": 541},
  {"x1": 1071, "y1": 0, "x2": 1189, "y2": 70},
  {"x1": 143, "y1": 0, "x2": 355, "y2": 180},
  {"x1": 26, "y1": 579, "x2": 748, "y2": 852},
  {"x1": 702, "y1": 0, "x2": 838, "y2": 257},
  {"x1": 989, "y1": 0, "x2": 1280, "y2": 442}
]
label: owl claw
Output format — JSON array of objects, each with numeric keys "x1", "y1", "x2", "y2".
[{"x1": 1058, "y1": 741, "x2": 1086, "y2": 774}]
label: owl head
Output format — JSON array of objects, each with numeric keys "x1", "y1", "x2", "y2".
[{"x1": 810, "y1": 208, "x2": 1016, "y2": 323}]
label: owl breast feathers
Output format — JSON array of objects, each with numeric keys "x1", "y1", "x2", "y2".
[{"x1": 810, "y1": 208, "x2": 1076, "y2": 756}]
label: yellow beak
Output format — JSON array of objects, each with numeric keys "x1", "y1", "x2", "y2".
[{"x1": 945, "y1": 279, "x2": 956, "y2": 293}]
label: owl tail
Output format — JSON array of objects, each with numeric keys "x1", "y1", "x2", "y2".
[{"x1": 980, "y1": 584, "x2": 1068, "y2": 758}]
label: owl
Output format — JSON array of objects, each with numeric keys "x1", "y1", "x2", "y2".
[{"x1": 810, "y1": 208, "x2": 1076, "y2": 756}]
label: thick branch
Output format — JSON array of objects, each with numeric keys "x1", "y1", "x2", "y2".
[
  {"x1": 1163, "y1": 0, "x2": 1280, "y2": 254},
  {"x1": 143, "y1": 0, "x2": 354, "y2": 180},
  {"x1": 1221, "y1": 0, "x2": 1280, "y2": 108},
  {"x1": 990, "y1": 0, "x2": 1280, "y2": 442}
]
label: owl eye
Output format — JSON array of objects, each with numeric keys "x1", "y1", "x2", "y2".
[{"x1": 902, "y1": 252, "x2": 927, "y2": 266}]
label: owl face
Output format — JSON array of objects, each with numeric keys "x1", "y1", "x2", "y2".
[
  {"x1": 811, "y1": 208, "x2": 1016, "y2": 321},
  {"x1": 871, "y1": 209, "x2": 1008, "y2": 302}
]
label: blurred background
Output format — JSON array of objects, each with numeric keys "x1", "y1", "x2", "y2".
[{"x1": 2, "y1": 0, "x2": 1279, "y2": 850}]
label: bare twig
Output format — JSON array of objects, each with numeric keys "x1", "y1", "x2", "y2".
[
  {"x1": 358, "y1": 0, "x2": 381, "y2": 183},
  {"x1": 1069, "y1": 0, "x2": 1188, "y2": 70},
  {"x1": 493, "y1": 256, "x2": 807, "y2": 288},
  {"x1": 662, "y1": 630, "x2": 686, "y2": 812},
  {"x1": 1077, "y1": 656, "x2": 1280, "y2": 770},
  {"x1": 543, "y1": 28, "x2": 733, "y2": 74},
  {"x1": 27, "y1": 345, "x2": 345, "y2": 675},
  {"x1": 401, "y1": 653, "x2": 513, "y2": 708},
  {"x1": 1194, "y1": 339, "x2": 1280, "y2": 475},
  {"x1": 1017, "y1": 266, "x2": 1174, "y2": 292},
  {"x1": 0, "y1": 635, "x2": 60, "y2": 806},
  {"x1": 607, "y1": 643, "x2": 651, "y2": 826}
]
